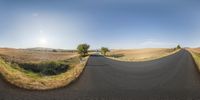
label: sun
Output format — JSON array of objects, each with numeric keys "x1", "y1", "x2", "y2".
[{"x1": 38, "y1": 38, "x2": 48, "y2": 46}]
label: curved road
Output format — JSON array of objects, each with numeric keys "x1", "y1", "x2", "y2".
[{"x1": 1, "y1": 49, "x2": 200, "y2": 100}]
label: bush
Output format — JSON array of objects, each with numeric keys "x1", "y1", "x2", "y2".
[
  {"x1": 52, "y1": 49, "x2": 57, "y2": 52},
  {"x1": 18, "y1": 61, "x2": 69, "y2": 76}
]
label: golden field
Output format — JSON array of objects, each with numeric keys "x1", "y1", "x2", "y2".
[
  {"x1": 0, "y1": 48, "x2": 77, "y2": 63},
  {"x1": 107, "y1": 48, "x2": 180, "y2": 62}
]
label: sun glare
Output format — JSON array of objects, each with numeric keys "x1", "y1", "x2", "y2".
[{"x1": 38, "y1": 38, "x2": 48, "y2": 46}]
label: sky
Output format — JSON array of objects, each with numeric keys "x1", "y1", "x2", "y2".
[{"x1": 0, "y1": 0, "x2": 200, "y2": 49}]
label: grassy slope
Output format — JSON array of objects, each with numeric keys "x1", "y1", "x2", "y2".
[
  {"x1": 0, "y1": 57, "x2": 89, "y2": 90},
  {"x1": 188, "y1": 49, "x2": 200, "y2": 71},
  {"x1": 107, "y1": 48, "x2": 180, "y2": 62}
]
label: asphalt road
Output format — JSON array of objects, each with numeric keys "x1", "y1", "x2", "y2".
[{"x1": 1, "y1": 49, "x2": 200, "y2": 100}]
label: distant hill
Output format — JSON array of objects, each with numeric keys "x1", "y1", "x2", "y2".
[
  {"x1": 26, "y1": 47, "x2": 53, "y2": 51},
  {"x1": 26, "y1": 47, "x2": 76, "y2": 52}
]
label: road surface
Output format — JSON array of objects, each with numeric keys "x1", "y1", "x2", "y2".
[{"x1": 1, "y1": 49, "x2": 200, "y2": 100}]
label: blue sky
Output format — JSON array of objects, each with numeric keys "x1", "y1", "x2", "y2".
[{"x1": 0, "y1": 0, "x2": 200, "y2": 49}]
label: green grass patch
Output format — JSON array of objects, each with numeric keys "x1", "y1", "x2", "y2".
[{"x1": 17, "y1": 61, "x2": 69, "y2": 76}]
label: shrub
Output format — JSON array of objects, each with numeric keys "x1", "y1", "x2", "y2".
[
  {"x1": 40, "y1": 62, "x2": 69, "y2": 75},
  {"x1": 18, "y1": 61, "x2": 69, "y2": 76},
  {"x1": 52, "y1": 49, "x2": 57, "y2": 52}
]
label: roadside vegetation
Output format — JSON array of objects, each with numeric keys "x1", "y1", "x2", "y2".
[
  {"x1": 0, "y1": 48, "x2": 89, "y2": 90},
  {"x1": 107, "y1": 47, "x2": 181, "y2": 62},
  {"x1": 17, "y1": 61, "x2": 69, "y2": 76},
  {"x1": 187, "y1": 48, "x2": 200, "y2": 71}
]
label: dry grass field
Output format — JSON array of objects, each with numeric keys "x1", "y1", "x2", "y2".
[
  {"x1": 0, "y1": 48, "x2": 77, "y2": 63},
  {"x1": 0, "y1": 48, "x2": 88, "y2": 90},
  {"x1": 107, "y1": 48, "x2": 180, "y2": 62},
  {"x1": 188, "y1": 48, "x2": 200, "y2": 53},
  {"x1": 187, "y1": 48, "x2": 200, "y2": 71}
]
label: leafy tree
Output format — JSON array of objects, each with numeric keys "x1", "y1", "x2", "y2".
[
  {"x1": 177, "y1": 45, "x2": 181, "y2": 49},
  {"x1": 101, "y1": 47, "x2": 109, "y2": 56},
  {"x1": 77, "y1": 44, "x2": 90, "y2": 57}
]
